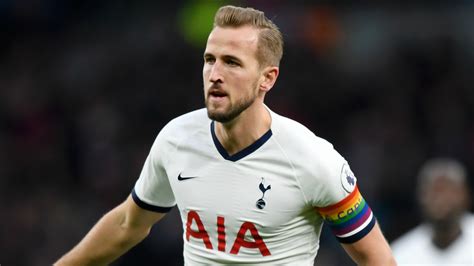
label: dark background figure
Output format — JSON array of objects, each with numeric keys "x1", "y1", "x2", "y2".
[
  {"x1": 391, "y1": 158, "x2": 473, "y2": 265},
  {"x1": 0, "y1": 1, "x2": 473, "y2": 265}
]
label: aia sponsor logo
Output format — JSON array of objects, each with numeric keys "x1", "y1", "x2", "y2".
[{"x1": 186, "y1": 210, "x2": 271, "y2": 256}]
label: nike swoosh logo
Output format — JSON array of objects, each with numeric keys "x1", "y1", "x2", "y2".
[{"x1": 178, "y1": 173, "x2": 197, "y2": 181}]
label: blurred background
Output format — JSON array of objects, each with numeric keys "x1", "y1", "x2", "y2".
[{"x1": 1, "y1": 0, "x2": 473, "y2": 265}]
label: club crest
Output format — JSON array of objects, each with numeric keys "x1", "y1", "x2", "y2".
[{"x1": 256, "y1": 177, "x2": 271, "y2": 209}]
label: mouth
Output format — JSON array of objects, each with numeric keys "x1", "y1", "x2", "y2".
[{"x1": 208, "y1": 89, "x2": 228, "y2": 101}]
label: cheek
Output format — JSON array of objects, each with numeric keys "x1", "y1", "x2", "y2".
[{"x1": 233, "y1": 72, "x2": 258, "y2": 87}]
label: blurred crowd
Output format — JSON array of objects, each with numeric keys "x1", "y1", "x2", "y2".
[{"x1": 0, "y1": 1, "x2": 473, "y2": 265}]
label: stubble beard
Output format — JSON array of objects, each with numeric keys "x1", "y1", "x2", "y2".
[{"x1": 205, "y1": 84, "x2": 258, "y2": 123}]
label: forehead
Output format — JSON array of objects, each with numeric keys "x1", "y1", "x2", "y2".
[{"x1": 205, "y1": 26, "x2": 259, "y2": 59}]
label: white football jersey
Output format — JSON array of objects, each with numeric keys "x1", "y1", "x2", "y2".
[{"x1": 133, "y1": 108, "x2": 375, "y2": 265}]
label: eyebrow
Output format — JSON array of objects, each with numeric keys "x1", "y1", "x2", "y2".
[
  {"x1": 203, "y1": 53, "x2": 243, "y2": 63},
  {"x1": 203, "y1": 52, "x2": 214, "y2": 58},
  {"x1": 222, "y1": 55, "x2": 242, "y2": 63}
]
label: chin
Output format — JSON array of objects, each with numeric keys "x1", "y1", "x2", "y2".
[
  {"x1": 207, "y1": 111, "x2": 229, "y2": 123},
  {"x1": 207, "y1": 109, "x2": 235, "y2": 123}
]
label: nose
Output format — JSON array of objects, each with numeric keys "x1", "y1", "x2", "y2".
[{"x1": 208, "y1": 62, "x2": 223, "y2": 83}]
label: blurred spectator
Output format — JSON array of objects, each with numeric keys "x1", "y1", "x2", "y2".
[{"x1": 391, "y1": 158, "x2": 474, "y2": 265}]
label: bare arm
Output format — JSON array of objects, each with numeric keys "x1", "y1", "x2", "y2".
[
  {"x1": 55, "y1": 195, "x2": 166, "y2": 266},
  {"x1": 342, "y1": 222, "x2": 397, "y2": 266}
]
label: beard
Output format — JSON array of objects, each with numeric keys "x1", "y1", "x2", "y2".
[{"x1": 205, "y1": 84, "x2": 258, "y2": 123}]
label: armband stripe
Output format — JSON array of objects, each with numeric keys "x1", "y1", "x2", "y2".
[
  {"x1": 336, "y1": 214, "x2": 376, "y2": 244},
  {"x1": 334, "y1": 208, "x2": 372, "y2": 236},
  {"x1": 331, "y1": 203, "x2": 371, "y2": 235},
  {"x1": 316, "y1": 185, "x2": 360, "y2": 213}
]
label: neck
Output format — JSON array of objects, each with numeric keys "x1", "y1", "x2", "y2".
[
  {"x1": 214, "y1": 102, "x2": 271, "y2": 156},
  {"x1": 431, "y1": 220, "x2": 462, "y2": 249}
]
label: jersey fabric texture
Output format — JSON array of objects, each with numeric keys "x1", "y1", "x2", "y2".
[
  {"x1": 133, "y1": 108, "x2": 375, "y2": 265},
  {"x1": 391, "y1": 214, "x2": 474, "y2": 266}
]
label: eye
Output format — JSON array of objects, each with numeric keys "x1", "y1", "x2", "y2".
[
  {"x1": 226, "y1": 59, "x2": 240, "y2": 67},
  {"x1": 204, "y1": 56, "x2": 215, "y2": 64}
]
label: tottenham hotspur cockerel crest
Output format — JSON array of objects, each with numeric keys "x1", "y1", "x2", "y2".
[{"x1": 256, "y1": 178, "x2": 271, "y2": 209}]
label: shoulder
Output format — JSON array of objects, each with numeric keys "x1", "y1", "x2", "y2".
[
  {"x1": 158, "y1": 109, "x2": 209, "y2": 140},
  {"x1": 151, "y1": 108, "x2": 209, "y2": 153},
  {"x1": 462, "y1": 213, "x2": 474, "y2": 233},
  {"x1": 161, "y1": 108, "x2": 209, "y2": 133},
  {"x1": 270, "y1": 110, "x2": 345, "y2": 176},
  {"x1": 391, "y1": 224, "x2": 435, "y2": 263},
  {"x1": 270, "y1": 109, "x2": 353, "y2": 206},
  {"x1": 270, "y1": 110, "x2": 336, "y2": 156},
  {"x1": 391, "y1": 224, "x2": 430, "y2": 252}
]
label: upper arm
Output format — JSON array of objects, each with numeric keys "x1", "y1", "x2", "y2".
[
  {"x1": 132, "y1": 126, "x2": 176, "y2": 210},
  {"x1": 307, "y1": 146, "x2": 395, "y2": 264},
  {"x1": 341, "y1": 222, "x2": 396, "y2": 265},
  {"x1": 120, "y1": 195, "x2": 167, "y2": 231},
  {"x1": 125, "y1": 122, "x2": 178, "y2": 229}
]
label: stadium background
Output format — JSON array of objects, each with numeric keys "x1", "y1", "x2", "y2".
[{"x1": 0, "y1": 0, "x2": 473, "y2": 265}]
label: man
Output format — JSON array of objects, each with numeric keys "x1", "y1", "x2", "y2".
[
  {"x1": 391, "y1": 158, "x2": 474, "y2": 265},
  {"x1": 56, "y1": 5, "x2": 395, "y2": 265}
]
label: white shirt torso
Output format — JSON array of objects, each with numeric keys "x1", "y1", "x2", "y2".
[{"x1": 133, "y1": 108, "x2": 371, "y2": 265}]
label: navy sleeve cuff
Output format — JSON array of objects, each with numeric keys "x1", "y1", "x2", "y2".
[
  {"x1": 336, "y1": 215, "x2": 376, "y2": 244},
  {"x1": 131, "y1": 188, "x2": 174, "y2": 213}
]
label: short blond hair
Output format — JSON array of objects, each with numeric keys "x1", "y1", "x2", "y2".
[{"x1": 213, "y1": 5, "x2": 284, "y2": 67}]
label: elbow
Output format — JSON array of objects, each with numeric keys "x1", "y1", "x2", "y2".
[{"x1": 118, "y1": 218, "x2": 152, "y2": 246}]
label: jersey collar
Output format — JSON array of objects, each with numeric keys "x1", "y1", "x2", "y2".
[{"x1": 210, "y1": 120, "x2": 272, "y2": 162}]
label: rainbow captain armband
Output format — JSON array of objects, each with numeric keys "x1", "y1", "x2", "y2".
[{"x1": 315, "y1": 185, "x2": 376, "y2": 243}]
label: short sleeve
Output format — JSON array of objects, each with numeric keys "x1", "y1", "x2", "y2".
[
  {"x1": 311, "y1": 147, "x2": 376, "y2": 243},
  {"x1": 132, "y1": 131, "x2": 176, "y2": 213}
]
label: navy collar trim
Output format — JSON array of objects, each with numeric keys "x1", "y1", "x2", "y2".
[{"x1": 210, "y1": 121, "x2": 272, "y2": 162}]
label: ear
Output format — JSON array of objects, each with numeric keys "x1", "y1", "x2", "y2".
[{"x1": 259, "y1": 66, "x2": 279, "y2": 92}]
